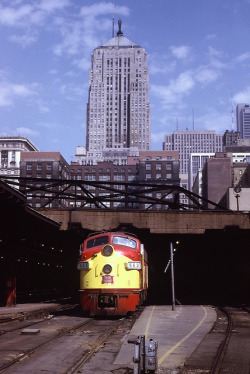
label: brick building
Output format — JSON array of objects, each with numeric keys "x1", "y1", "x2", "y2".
[
  {"x1": 70, "y1": 150, "x2": 180, "y2": 210},
  {"x1": 20, "y1": 152, "x2": 71, "y2": 208},
  {"x1": 202, "y1": 157, "x2": 231, "y2": 209},
  {"x1": 16, "y1": 147, "x2": 180, "y2": 210}
]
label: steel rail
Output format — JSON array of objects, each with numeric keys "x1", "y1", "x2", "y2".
[
  {"x1": 210, "y1": 307, "x2": 232, "y2": 374},
  {"x1": 70, "y1": 318, "x2": 125, "y2": 374},
  {"x1": 0, "y1": 317, "x2": 94, "y2": 372}
]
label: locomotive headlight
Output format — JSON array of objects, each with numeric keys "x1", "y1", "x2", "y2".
[
  {"x1": 102, "y1": 245, "x2": 113, "y2": 256},
  {"x1": 103, "y1": 264, "x2": 112, "y2": 274},
  {"x1": 126, "y1": 261, "x2": 142, "y2": 270},
  {"x1": 77, "y1": 261, "x2": 92, "y2": 270}
]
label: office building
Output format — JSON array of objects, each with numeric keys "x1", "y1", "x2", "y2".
[
  {"x1": 236, "y1": 103, "x2": 250, "y2": 139},
  {"x1": 0, "y1": 136, "x2": 38, "y2": 181},
  {"x1": 86, "y1": 19, "x2": 151, "y2": 153},
  {"x1": 163, "y1": 130, "x2": 223, "y2": 175},
  {"x1": 163, "y1": 130, "x2": 223, "y2": 206}
]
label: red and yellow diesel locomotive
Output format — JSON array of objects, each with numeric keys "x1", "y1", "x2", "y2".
[{"x1": 77, "y1": 231, "x2": 148, "y2": 316}]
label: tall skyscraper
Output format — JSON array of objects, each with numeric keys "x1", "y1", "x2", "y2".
[
  {"x1": 86, "y1": 20, "x2": 151, "y2": 152},
  {"x1": 236, "y1": 103, "x2": 250, "y2": 139}
]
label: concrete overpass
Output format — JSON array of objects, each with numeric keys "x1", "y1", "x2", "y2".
[{"x1": 39, "y1": 209, "x2": 250, "y2": 235}]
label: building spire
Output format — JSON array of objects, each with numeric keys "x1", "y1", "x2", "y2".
[
  {"x1": 117, "y1": 19, "x2": 123, "y2": 36},
  {"x1": 112, "y1": 0, "x2": 115, "y2": 37}
]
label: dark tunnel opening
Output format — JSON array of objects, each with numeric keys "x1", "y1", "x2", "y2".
[{"x1": 144, "y1": 229, "x2": 250, "y2": 306}]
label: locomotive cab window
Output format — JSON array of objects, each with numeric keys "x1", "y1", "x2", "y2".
[
  {"x1": 113, "y1": 236, "x2": 137, "y2": 249},
  {"x1": 86, "y1": 236, "x2": 109, "y2": 249}
]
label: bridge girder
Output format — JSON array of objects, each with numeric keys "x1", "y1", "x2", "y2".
[
  {"x1": 39, "y1": 209, "x2": 250, "y2": 235},
  {"x1": 3, "y1": 177, "x2": 228, "y2": 211}
]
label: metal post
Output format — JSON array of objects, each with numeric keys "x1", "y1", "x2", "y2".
[
  {"x1": 234, "y1": 186, "x2": 241, "y2": 211},
  {"x1": 170, "y1": 242, "x2": 175, "y2": 311},
  {"x1": 236, "y1": 194, "x2": 239, "y2": 211}
]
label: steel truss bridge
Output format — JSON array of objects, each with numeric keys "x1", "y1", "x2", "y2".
[{"x1": 2, "y1": 177, "x2": 228, "y2": 211}]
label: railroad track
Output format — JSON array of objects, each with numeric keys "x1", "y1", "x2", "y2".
[
  {"x1": 210, "y1": 307, "x2": 232, "y2": 374},
  {"x1": 0, "y1": 316, "x2": 94, "y2": 372},
  {"x1": 210, "y1": 306, "x2": 250, "y2": 374},
  {"x1": 69, "y1": 318, "x2": 125, "y2": 374},
  {"x1": 0, "y1": 315, "x2": 128, "y2": 373}
]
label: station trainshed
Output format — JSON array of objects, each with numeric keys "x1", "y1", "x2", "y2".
[{"x1": 0, "y1": 178, "x2": 81, "y2": 306}]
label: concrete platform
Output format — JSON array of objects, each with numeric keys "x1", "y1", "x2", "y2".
[
  {"x1": 114, "y1": 305, "x2": 217, "y2": 372},
  {"x1": 0, "y1": 303, "x2": 62, "y2": 320}
]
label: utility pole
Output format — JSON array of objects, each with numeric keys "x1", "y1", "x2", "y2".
[{"x1": 170, "y1": 242, "x2": 175, "y2": 311}]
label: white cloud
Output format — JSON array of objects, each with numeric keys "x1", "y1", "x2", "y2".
[
  {"x1": 80, "y1": 2, "x2": 129, "y2": 18},
  {"x1": 233, "y1": 87, "x2": 250, "y2": 103},
  {"x1": 60, "y1": 83, "x2": 85, "y2": 101},
  {"x1": 148, "y1": 53, "x2": 176, "y2": 75},
  {"x1": 73, "y1": 57, "x2": 91, "y2": 71},
  {"x1": 151, "y1": 71, "x2": 195, "y2": 107},
  {"x1": 0, "y1": 0, "x2": 70, "y2": 47},
  {"x1": 9, "y1": 32, "x2": 38, "y2": 48},
  {"x1": 35, "y1": 100, "x2": 50, "y2": 113},
  {"x1": 206, "y1": 33, "x2": 216, "y2": 40},
  {"x1": 234, "y1": 52, "x2": 250, "y2": 64},
  {"x1": 0, "y1": 3, "x2": 34, "y2": 26},
  {"x1": 53, "y1": 2, "x2": 129, "y2": 59},
  {"x1": 175, "y1": 71, "x2": 195, "y2": 93},
  {"x1": 53, "y1": 22, "x2": 85, "y2": 56},
  {"x1": 0, "y1": 0, "x2": 70, "y2": 27},
  {"x1": 16, "y1": 127, "x2": 39, "y2": 136},
  {"x1": 39, "y1": 0, "x2": 70, "y2": 13},
  {"x1": 196, "y1": 67, "x2": 220, "y2": 85},
  {"x1": 170, "y1": 45, "x2": 191, "y2": 60},
  {"x1": 207, "y1": 46, "x2": 223, "y2": 58},
  {"x1": 0, "y1": 80, "x2": 37, "y2": 107},
  {"x1": 197, "y1": 110, "x2": 231, "y2": 133}
]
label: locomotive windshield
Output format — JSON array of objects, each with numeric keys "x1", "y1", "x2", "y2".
[
  {"x1": 86, "y1": 235, "x2": 109, "y2": 249},
  {"x1": 113, "y1": 236, "x2": 137, "y2": 249}
]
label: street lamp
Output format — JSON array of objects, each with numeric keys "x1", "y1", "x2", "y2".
[{"x1": 234, "y1": 186, "x2": 241, "y2": 211}]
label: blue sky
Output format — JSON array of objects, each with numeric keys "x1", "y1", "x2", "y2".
[{"x1": 1, "y1": 0, "x2": 250, "y2": 162}]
